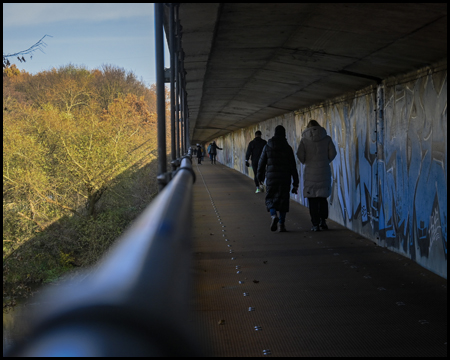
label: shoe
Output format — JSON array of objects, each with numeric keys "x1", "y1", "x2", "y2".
[
  {"x1": 279, "y1": 223, "x2": 287, "y2": 232},
  {"x1": 319, "y1": 219, "x2": 328, "y2": 230},
  {"x1": 259, "y1": 185, "x2": 265, "y2": 192},
  {"x1": 255, "y1": 187, "x2": 261, "y2": 193},
  {"x1": 270, "y1": 216, "x2": 279, "y2": 231},
  {"x1": 311, "y1": 225, "x2": 320, "y2": 232}
]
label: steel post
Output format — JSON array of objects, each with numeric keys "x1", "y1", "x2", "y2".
[
  {"x1": 169, "y1": 4, "x2": 176, "y2": 168},
  {"x1": 155, "y1": 3, "x2": 166, "y2": 190}
]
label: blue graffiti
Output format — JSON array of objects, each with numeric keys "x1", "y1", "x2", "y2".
[{"x1": 213, "y1": 70, "x2": 447, "y2": 276}]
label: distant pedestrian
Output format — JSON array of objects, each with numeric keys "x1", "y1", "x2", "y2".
[
  {"x1": 208, "y1": 141, "x2": 222, "y2": 164},
  {"x1": 257, "y1": 125, "x2": 299, "y2": 232},
  {"x1": 296, "y1": 120, "x2": 337, "y2": 231},
  {"x1": 196, "y1": 144, "x2": 203, "y2": 165},
  {"x1": 207, "y1": 143, "x2": 212, "y2": 161},
  {"x1": 245, "y1": 130, "x2": 267, "y2": 193}
]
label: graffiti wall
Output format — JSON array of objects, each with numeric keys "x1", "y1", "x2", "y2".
[
  {"x1": 380, "y1": 69, "x2": 447, "y2": 277},
  {"x1": 215, "y1": 64, "x2": 447, "y2": 278}
]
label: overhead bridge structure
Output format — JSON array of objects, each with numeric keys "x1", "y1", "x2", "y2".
[
  {"x1": 5, "y1": 3, "x2": 447, "y2": 357},
  {"x1": 167, "y1": 3, "x2": 447, "y2": 278}
]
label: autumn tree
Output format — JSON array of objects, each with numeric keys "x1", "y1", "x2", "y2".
[
  {"x1": 14, "y1": 65, "x2": 92, "y2": 114},
  {"x1": 92, "y1": 64, "x2": 152, "y2": 111},
  {"x1": 3, "y1": 58, "x2": 166, "y2": 291},
  {"x1": 3, "y1": 64, "x2": 158, "y2": 247},
  {"x1": 3, "y1": 63, "x2": 21, "y2": 77}
]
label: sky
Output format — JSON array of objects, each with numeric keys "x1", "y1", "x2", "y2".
[{"x1": 3, "y1": 3, "x2": 170, "y2": 87}]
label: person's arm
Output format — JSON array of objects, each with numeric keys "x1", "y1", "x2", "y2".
[
  {"x1": 328, "y1": 138, "x2": 337, "y2": 162},
  {"x1": 296, "y1": 140, "x2": 306, "y2": 164},
  {"x1": 245, "y1": 141, "x2": 253, "y2": 160},
  {"x1": 257, "y1": 145, "x2": 267, "y2": 182},
  {"x1": 289, "y1": 147, "x2": 299, "y2": 192},
  {"x1": 245, "y1": 141, "x2": 252, "y2": 167}
]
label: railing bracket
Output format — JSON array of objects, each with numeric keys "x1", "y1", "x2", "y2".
[
  {"x1": 157, "y1": 172, "x2": 174, "y2": 186},
  {"x1": 175, "y1": 166, "x2": 196, "y2": 183}
]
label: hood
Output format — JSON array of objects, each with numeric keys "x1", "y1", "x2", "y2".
[
  {"x1": 267, "y1": 135, "x2": 287, "y2": 150},
  {"x1": 302, "y1": 126, "x2": 328, "y2": 142}
]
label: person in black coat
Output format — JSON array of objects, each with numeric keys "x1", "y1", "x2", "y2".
[
  {"x1": 257, "y1": 125, "x2": 299, "y2": 232},
  {"x1": 245, "y1": 130, "x2": 267, "y2": 193},
  {"x1": 196, "y1": 144, "x2": 203, "y2": 165}
]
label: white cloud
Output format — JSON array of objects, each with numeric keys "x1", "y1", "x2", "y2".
[{"x1": 3, "y1": 3, "x2": 154, "y2": 28}]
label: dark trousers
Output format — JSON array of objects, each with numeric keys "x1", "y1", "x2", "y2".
[
  {"x1": 308, "y1": 197, "x2": 328, "y2": 226},
  {"x1": 252, "y1": 164, "x2": 259, "y2": 187},
  {"x1": 197, "y1": 157, "x2": 202, "y2": 164},
  {"x1": 210, "y1": 154, "x2": 216, "y2": 163}
]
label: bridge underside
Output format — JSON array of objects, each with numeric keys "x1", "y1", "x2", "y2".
[
  {"x1": 167, "y1": 3, "x2": 448, "y2": 279},
  {"x1": 171, "y1": 3, "x2": 447, "y2": 143}
]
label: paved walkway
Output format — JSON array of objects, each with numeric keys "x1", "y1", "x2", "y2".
[{"x1": 189, "y1": 161, "x2": 447, "y2": 357}]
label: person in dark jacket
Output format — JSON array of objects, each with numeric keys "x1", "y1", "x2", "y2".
[
  {"x1": 196, "y1": 144, "x2": 203, "y2": 165},
  {"x1": 297, "y1": 120, "x2": 337, "y2": 231},
  {"x1": 245, "y1": 130, "x2": 267, "y2": 193},
  {"x1": 208, "y1": 141, "x2": 222, "y2": 164},
  {"x1": 257, "y1": 125, "x2": 299, "y2": 232}
]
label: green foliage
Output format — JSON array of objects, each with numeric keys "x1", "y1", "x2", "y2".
[{"x1": 3, "y1": 64, "x2": 163, "y2": 300}]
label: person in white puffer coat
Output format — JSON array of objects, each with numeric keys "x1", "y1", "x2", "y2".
[{"x1": 296, "y1": 120, "x2": 337, "y2": 231}]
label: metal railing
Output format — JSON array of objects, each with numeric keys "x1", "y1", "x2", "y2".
[
  {"x1": 4, "y1": 4, "x2": 200, "y2": 356},
  {"x1": 5, "y1": 156, "x2": 199, "y2": 357}
]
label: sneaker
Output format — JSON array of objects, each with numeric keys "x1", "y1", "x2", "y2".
[
  {"x1": 319, "y1": 219, "x2": 328, "y2": 230},
  {"x1": 255, "y1": 187, "x2": 261, "y2": 193},
  {"x1": 279, "y1": 223, "x2": 287, "y2": 232},
  {"x1": 270, "y1": 216, "x2": 279, "y2": 231},
  {"x1": 259, "y1": 185, "x2": 265, "y2": 192},
  {"x1": 311, "y1": 225, "x2": 320, "y2": 232}
]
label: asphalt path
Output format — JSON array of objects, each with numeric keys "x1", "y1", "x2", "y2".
[{"x1": 189, "y1": 161, "x2": 447, "y2": 357}]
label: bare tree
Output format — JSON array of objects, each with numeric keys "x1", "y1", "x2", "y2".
[{"x1": 3, "y1": 34, "x2": 52, "y2": 68}]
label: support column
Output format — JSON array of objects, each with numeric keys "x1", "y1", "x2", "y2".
[
  {"x1": 154, "y1": 3, "x2": 167, "y2": 191},
  {"x1": 169, "y1": 4, "x2": 176, "y2": 169}
]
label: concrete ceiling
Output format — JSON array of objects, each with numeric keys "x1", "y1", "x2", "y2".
[{"x1": 169, "y1": 3, "x2": 447, "y2": 143}]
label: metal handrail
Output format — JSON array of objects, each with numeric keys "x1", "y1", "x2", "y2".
[
  {"x1": 5, "y1": 156, "x2": 201, "y2": 357},
  {"x1": 5, "y1": 4, "x2": 199, "y2": 356}
]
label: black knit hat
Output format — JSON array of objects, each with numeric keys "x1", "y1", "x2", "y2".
[{"x1": 274, "y1": 125, "x2": 286, "y2": 137}]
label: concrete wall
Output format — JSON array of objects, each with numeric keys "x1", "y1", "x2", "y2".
[{"x1": 213, "y1": 63, "x2": 447, "y2": 278}]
